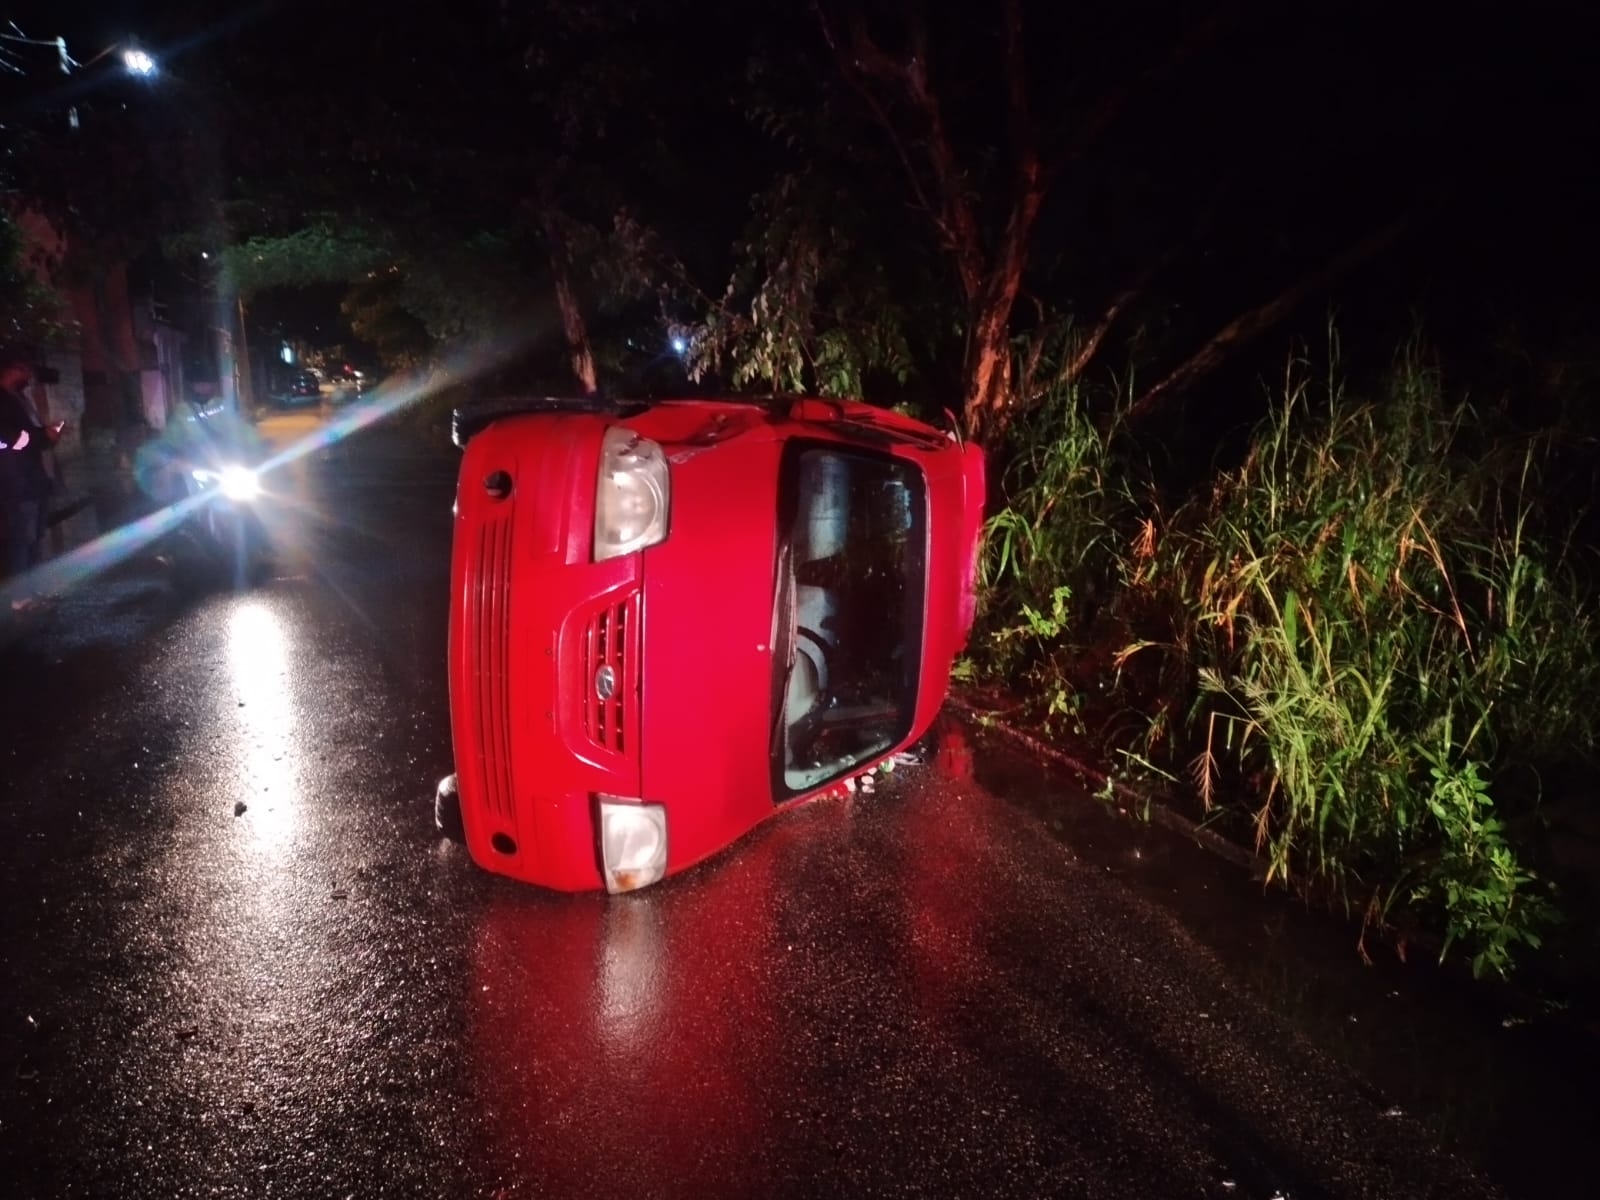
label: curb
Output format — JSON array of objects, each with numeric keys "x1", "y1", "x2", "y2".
[
  {"x1": 947, "y1": 690, "x2": 1600, "y2": 1047},
  {"x1": 949, "y1": 693, "x2": 1262, "y2": 876}
]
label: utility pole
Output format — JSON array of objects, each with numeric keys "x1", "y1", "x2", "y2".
[{"x1": 236, "y1": 296, "x2": 255, "y2": 412}]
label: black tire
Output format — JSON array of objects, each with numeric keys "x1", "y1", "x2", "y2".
[
  {"x1": 451, "y1": 394, "x2": 641, "y2": 448},
  {"x1": 434, "y1": 773, "x2": 465, "y2": 842}
]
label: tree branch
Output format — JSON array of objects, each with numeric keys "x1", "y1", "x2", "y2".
[
  {"x1": 983, "y1": 0, "x2": 1046, "y2": 324},
  {"x1": 1048, "y1": 239, "x2": 1190, "y2": 395},
  {"x1": 1013, "y1": 273, "x2": 1151, "y2": 409},
  {"x1": 830, "y1": 3, "x2": 986, "y2": 302},
  {"x1": 1001, "y1": 0, "x2": 1039, "y2": 191},
  {"x1": 1050, "y1": 2, "x2": 1240, "y2": 177},
  {"x1": 1058, "y1": 273, "x2": 1152, "y2": 386},
  {"x1": 814, "y1": 4, "x2": 953, "y2": 251},
  {"x1": 1128, "y1": 215, "x2": 1411, "y2": 423},
  {"x1": 1017, "y1": 182, "x2": 1229, "y2": 406},
  {"x1": 892, "y1": 8, "x2": 987, "y2": 303}
]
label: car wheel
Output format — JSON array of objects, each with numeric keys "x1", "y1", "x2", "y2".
[{"x1": 434, "y1": 773, "x2": 464, "y2": 842}]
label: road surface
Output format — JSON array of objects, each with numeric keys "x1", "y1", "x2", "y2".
[{"x1": 0, "y1": 410, "x2": 1582, "y2": 1199}]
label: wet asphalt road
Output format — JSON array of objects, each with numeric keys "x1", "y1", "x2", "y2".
[{"x1": 0, "y1": 412, "x2": 1573, "y2": 1198}]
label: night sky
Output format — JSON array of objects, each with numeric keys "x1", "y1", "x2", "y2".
[{"x1": 9, "y1": 0, "x2": 1600, "y2": 404}]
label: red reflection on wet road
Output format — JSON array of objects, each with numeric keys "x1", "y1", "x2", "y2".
[
  {"x1": 903, "y1": 727, "x2": 996, "y2": 1026},
  {"x1": 467, "y1": 847, "x2": 785, "y2": 1195},
  {"x1": 933, "y1": 720, "x2": 975, "y2": 782},
  {"x1": 461, "y1": 725, "x2": 1022, "y2": 1197},
  {"x1": 457, "y1": 718, "x2": 1508, "y2": 1200}
]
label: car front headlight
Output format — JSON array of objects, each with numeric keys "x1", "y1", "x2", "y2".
[
  {"x1": 596, "y1": 795, "x2": 669, "y2": 893},
  {"x1": 593, "y1": 426, "x2": 669, "y2": 561}
]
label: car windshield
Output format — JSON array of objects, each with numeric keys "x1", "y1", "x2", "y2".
[{"x1": 771, "y1": 443, "x2": 927, "y2": 796}]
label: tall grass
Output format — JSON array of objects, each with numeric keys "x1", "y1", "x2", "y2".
[
  {"x1": 979, "y1": 331, "x2": 1600, "y2": 977},
  {"x1": 975, "y1": 371, "x2": 1133, "y2": 731}
]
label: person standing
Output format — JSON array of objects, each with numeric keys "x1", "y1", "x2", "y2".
[{"x1": 1, "y1": 348, "x2": 64, "y2": 609}]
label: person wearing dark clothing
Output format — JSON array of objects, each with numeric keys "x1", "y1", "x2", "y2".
[{"x1": 1, "y1": 349, "x2": 64, "y2": 607}]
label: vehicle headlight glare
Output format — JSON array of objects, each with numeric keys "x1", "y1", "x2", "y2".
[
  {"x1": 597, "y1": 796, "x2": 669, "y2": 893},
  {"x1": 191, "y1": 464, "x2": 261, "y2": 502},
  {"x1": 594, "y1": 426, "x2": 669, "y2": 561},
  {"x1": 218, "y1": 465, "x2": 261, "y2": 501}
]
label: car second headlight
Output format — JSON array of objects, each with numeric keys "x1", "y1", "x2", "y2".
[
  {"x1": 593, "y1": 426, "x2": 669, "y2": 561},
  {"x1": 596, "y1": 796, "x2": 669, "y2": 893}
]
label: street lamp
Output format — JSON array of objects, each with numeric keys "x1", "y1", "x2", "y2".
[
  {"x1": 122, "y1": 48, "x2": 157, "y2": 77},
  {"x1": 2, "y1": 28, "x2": 159, "y2": 128},
  {"x1": 2, "y1": 29, "x2": 159, "y2": 77}
]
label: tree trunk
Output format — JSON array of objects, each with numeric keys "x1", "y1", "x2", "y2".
[
  {"x1": 961, "y1": 178, "x2": 1043, "y2": 440},
  {"x1": 542, "y1": 215, "x2": 598, "y2": 396},
  {"x1": 551, "y1": 267, "x2": 598, "y2": 397},
  {"x1": 964, "y1": 307, "x2": 1013, "y2": 439},
  {"x1": 235, "y1": 296, "x2": 256, "y2": 411}
]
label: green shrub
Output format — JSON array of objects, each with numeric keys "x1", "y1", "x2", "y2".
[
  {"x1": 978, "y1": 329, "x2": 1599, "y2": 978},
  {"x1": 974, "y1": 363, "x2": 1135, "y2": 736}
]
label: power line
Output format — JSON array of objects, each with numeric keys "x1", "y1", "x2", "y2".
[{"x1": 0, "y1": 27, "x2": 82, "y2": 71}]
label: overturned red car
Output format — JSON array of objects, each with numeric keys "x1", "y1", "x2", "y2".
[{"x1": 439, "y1": 394, "x2": 985, "y2": 893}]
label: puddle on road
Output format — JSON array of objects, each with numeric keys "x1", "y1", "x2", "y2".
[{"x1": 947, "y1": 711, "x2": 1599, "y2": 1200}]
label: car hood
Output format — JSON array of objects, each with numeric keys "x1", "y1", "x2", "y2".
[{"x1": 636, "y1": 425, "x2": 785, "y2": 876}]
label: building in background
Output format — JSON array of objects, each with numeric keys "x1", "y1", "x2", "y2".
[{"x1": 11, "y1": 207, "x2": 222, "y2": 451}]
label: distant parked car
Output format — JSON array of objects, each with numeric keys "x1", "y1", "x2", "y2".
[
  {"x1": 275, "y1": 369, "x2": 322, "y2": 408},
  {"x1": 437, "y1": 394, "x2": 987, "y2": 894},
  {"x1": 326, "y1": 364, "x2": 371, "y2": 402}
]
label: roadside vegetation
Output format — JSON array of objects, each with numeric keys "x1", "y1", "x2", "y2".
[{"x1": 972, "y1": 328, "x2": 1600, "y2": 979}]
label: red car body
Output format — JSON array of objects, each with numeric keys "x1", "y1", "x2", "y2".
[{"x1": 446, "y1": 396, "x2": 985, "y2": 893}]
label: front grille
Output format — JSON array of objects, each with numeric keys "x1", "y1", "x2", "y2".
[
  {"x1": 472, "y1": 517, "x2": 516, "y2": 822},
  {"x1": 583, "y1": 594, "x2": 639, "y2": 754}
]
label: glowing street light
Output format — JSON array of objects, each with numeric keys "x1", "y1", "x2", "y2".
[{"x1": 122, "y1": 48, "x2": 156, "y2": 76}]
